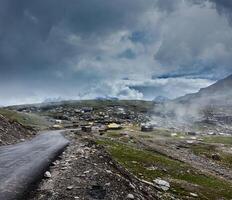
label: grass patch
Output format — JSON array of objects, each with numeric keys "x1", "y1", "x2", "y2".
[
  {"x1": 191, "y1": 143, "x2": 232, "y2": 169},
  {"x1": 97, "y1": 139, "x2": 232, "y2": 199},
  {"x1": 151, "y1": 129, "x2": 172, "y2": 137},
  {"x1": 106, "y1": 131, "x2": 122, "y2": 138},
  {"x1": 203, "y1": 136, "x2": 232, "y2": 145},
  {"x1": 137, "y1": 134, "x2": 153, "y2": 139},
  {"x1": 0, "y1": 108, "x2": 50, "y2": 130}
]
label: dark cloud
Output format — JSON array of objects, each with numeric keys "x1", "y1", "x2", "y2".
[
  {"x1": 155, "y1": 0, "x2": 179, "y2": 12},
  {"x1": 154, "y1": 0, "x2": 232, "y2": 79},
  {"x1": 0, "y1": 0, "x2": 154, "y2": 76},
  {"x1": 0, "y1": 0, "x2": 232, "y2": 105},
  {"x1": 194, "y1": 0, "x2": 232, "y2": 24},
  {"x1": 210, "y1": 0, "x2": 232, "y2": 27}
]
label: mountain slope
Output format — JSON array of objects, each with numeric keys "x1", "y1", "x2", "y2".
[{"x1": 175, "y1": 74, "x2": 232, "y2": 106}]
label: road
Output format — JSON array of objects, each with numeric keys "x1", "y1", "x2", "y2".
[{"x1": 0, "y1": 130, "x2": 69, "y2": 200}]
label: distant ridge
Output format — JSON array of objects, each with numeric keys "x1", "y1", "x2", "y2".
[
  {"x1": 153, "y1": 96, "x2": 170, "y2": 103},
  {"x1": 175, "y1": 74, "x2": 232, "y2": 106}
]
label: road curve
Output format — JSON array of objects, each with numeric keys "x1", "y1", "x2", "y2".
[{"x1": 0, "y1": 130, "x2": 69, "y2": 200}]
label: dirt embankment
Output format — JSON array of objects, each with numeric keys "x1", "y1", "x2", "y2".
[{"x1": 0, "y1": 114, "x2": 34, "y2": 145}]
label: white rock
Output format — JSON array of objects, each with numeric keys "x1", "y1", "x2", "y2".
[
  {"x1": 44, "y1": 171, "x2": 51, "y2": 178},
  {"x1": 190, "y1": 192, "x2": 198, "y2": 197},
  {"x1": 126, "y1": 194, "x2": 135, "y2": 199},
  {"x1": 129, "y1": 183, "x2": 136, "y2": 189},
  {"x1": 105, "y1": 182, "x2": 111, "y2": 186},
  {"x1": 186, "y1": 140, "x2": 194, "y2": 144},
  {"x1": 153, "y1": 179, "x2": 170, "y2": 191},
  {"x1": 190, "y1": 136, "x2": 197, "y2": 140},
  {"x1": 147, "y1": 166, "x2": 157, "y2": 171},
  {"x1": 67, "y1": 186, "x2": 73, "y2": 190}
]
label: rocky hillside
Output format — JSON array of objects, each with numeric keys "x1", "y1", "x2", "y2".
[
  {"x1": 0, "y1": 113, "x2": 34, "y2": 145},
  {"x1": 176, "y1": 74, "x2": 232, "y2": 106},
  {"x1": 152, "y1": 74, "x2": 232, "y2": 128}
]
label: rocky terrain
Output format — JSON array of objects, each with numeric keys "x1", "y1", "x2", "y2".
[
  {"x1": 175, "y1": 74, "x2": 232, "y2": 106},
  {"x1": 30, "y1": 131, "x2": 160, "y2": 200},
  {"x1": 0, "y1": 112, "x2": 34, "y2": 145}
]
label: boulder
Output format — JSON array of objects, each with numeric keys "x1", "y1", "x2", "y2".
[{"x1": 153, "y1": 178, "x2": 170, "y2": 191}]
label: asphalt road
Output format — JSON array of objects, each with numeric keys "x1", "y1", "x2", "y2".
[{"x1": 0, "y1": 130, "x2": 69, "y2": 200}]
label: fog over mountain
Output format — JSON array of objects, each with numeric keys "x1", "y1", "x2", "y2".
[
  {"x1": 176, "y1": 74, "x2": 232, "y2": 106},
  {"x1": 1, "y1": 0, "x2": 232, "y2": 105},
  {"x1": 153, "y1": 74, "x2": 232, "y2": 127}
]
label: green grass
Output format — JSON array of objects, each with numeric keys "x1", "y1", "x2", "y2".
[
  {"x1": 0, "y1": 108, "x2": 50, "y2": 130},
  {"x1": 106, "y1": 131, "x2": 122, "y2": 138},
  {"x1": 151, "y1": 129, "x2": 172, "y2": 137},
  {"x1": 106, "y1": 130, "x2": 153, "y2": 139},
  {"x1": 97, "y1": 139, "x2": 232, "y2": 199},
  {"x1": 137, "y1": 134, "x2": 153, "y2": 139},
  {"x1": 191, "y1": 143, "x2": 232, "y2": 169},
  {"x1": 203, "y1": 136, "x2": 232, "y2": 145}
]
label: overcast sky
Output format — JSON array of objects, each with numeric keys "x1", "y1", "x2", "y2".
[{"x1": 0, "y1": 0, "x2": 232, "y2": 105}]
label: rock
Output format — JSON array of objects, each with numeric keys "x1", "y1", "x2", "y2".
[
  {"x1": 212, "y1": 153, "x2": 221, "y2": 161},
  {"x1": 190, "y1": 192, "x2": 198, "y2": 197},
  {"x1": 44, "y1": 171, "x2": 51, "y2": 178},
  {"x1": 61, "y1": 167, "x2": 68, "y2": 170},
  {"x1": 126, "y1": 194, "x2": 135, "y2": 199},
  {"x1": 67, "y1": 186, "x2": 73, "y2": 190},
  {"x1": 153, "y1": 179, "x2": 170, "y2": 191},
  {"x1": 146, "y1": 166, "x2": 157, "y2": 171},
  {"x1": 186, "y1": 140, "x2": 194, "y2": 144},
  {"x1": 87, "y1": 185, "x2": 106, "y2": 199},
  {"x1": 190, "y1": 136, "x2": 197, "y2": 140},
  {"x1": 129, "y1": 182, "x2": 136, "y2": 189},
  {"x1": 105, "y1": 182, "x2": 110, "y2": 186}
]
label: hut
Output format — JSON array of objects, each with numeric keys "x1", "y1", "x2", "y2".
[
  {"x1": 107, "y1": 123, "x2": 122, "y2": 130},
  {"x1": 141, "y1": 124, "x2": 154, "y2": 132},
  {"x1": 81, "y1": 126, "x2": 92, "y2": 132}
]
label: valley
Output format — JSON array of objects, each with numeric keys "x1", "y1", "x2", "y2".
[{"x1": 1, "y1": 75, "x2": 232, "y2": 199}]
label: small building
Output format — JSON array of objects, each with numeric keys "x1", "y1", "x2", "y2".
[
  {"x1": 81, "y1": 107, "x2": 93, "y2": 113},
  {"x1": 187, "y1": 132, "x2": 196, "y2": 136},
  {"x1": 107, "y1": 123, "x2": 122, "y2": 130},
  {"x1": 141, "y1": 124, "x2": 154, "y2": 132},
  {"x1": 55, "y1": 119, "x2": 62, "y2": 124},
  {"x1": 81, "y1": 126, "x2": 92, "y2": 132}
]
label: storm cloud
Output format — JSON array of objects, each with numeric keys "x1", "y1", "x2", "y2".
[{"x1": 0, "y1": 0, "x2": 232, "y2": 105}]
